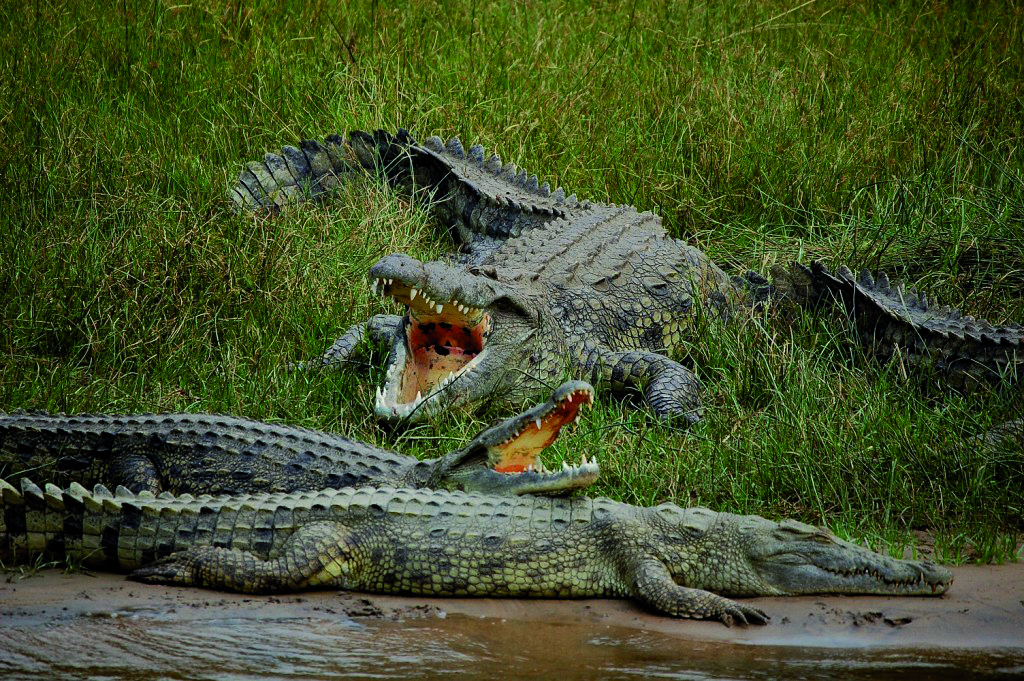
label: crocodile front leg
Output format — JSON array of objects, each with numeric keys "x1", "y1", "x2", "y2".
[
  {"x1": 129, "y1": 521, "x2": 361, "y2": 593},
  {"x1": 291, "y1": 314, "x2": 402, "y2": 371},
  {"x1": 628, "y1": 558, "x2": 769, "y2": 625},
  {"x1": 586, "y1": 348, "x2": 703, "y2": 424}
]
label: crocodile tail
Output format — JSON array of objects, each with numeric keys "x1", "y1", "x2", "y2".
[
  {"x1": 0, "y1": 478, "x2": 65, "y2": 565},
  {"x1": 412, "y1": 133, "x2": 584, "y2": 240},
  {"x1": 771, "y1": 261, "x2": 1024, "y2": 389},
  {"x1": 731, "y1": 270, "x2": 775, "y2": 307},
  {"x1": 230, "y1": 129, "x2": 581, "y2": 241},
  {"x1": 228, "y1": 131, "x2": 397, "y2": 214}
]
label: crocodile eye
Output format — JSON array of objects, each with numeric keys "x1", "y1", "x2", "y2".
[
  {"x1": 492, "y1": 296, "x2": 535, "y2": 322},
  {"x1": 467, "y1": 265, "x2": 499, "y2": 280}
]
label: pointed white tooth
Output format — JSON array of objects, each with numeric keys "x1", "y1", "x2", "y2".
[
  {"x1": 535, "y1": 417, "x2": 542, "y2": 430},
  {"x1": 410, "y1": 288, "x2": 418, "y2": 301},
  {"x1": 388, "y1": 278, "x2": 393, "y2": 285},
  {"x1": 581, "y1": 454, "x2": 588, "y2": 465},
  {"x1": 416, "y1": 390, "x2": 423, "y2": 403},
  {"x1": 566, "y1": 393, "x2": 573, "y2": 403},
  {"x1": 591, "y1": 456, "x2": 597, "y2": 466},
  {"x1": 562, "y1": 461, "x2": 571, "y2": 472},
  {"x1": 435, "y1": 303, "x2": 444, "y2": 314}
]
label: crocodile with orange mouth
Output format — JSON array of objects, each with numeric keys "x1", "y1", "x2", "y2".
[
  {"x1": 240, "y1": 129, "x2": 1023, "y2": 425},
  {"x1": 0, "y1": 382, "x2": 597, "y2": 497}
]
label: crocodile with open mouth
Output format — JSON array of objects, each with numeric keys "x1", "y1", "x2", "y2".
[
  {"x1": 233, "y1": 129, "x2": 1023, "y2": 424},
  {"x1": 0, "y1": 381, "x2": 597, "y2": 497}
]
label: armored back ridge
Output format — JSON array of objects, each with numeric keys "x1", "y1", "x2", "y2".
[{"x1": 233, "y1": 128, "x2": 1022, "y2": 424}]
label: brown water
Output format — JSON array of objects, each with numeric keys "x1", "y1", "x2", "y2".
[
  {"x1": 1, "y1": 603, "x2": 1022, "y2": 680},
  {"x1": 1, "y1": 569, "x2": 1023, "y2": 680}
]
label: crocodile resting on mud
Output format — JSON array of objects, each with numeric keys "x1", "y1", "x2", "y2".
[
  {"x1": 0, "y1": 382, "x2": 596, "y2": 497},
  {"x1": 0, "y1": 476, "x2": 952, "y2": 625},
  {"x1": 232, "y1": 129, "x2": 1023, "y2": 424}
]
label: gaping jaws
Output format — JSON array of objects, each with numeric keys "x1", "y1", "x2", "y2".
[
  {"x1": 372, "y1": 276, "x2": 492, "y2": 420},
  {"x1": 430, "y1": 380, "x2": 600, "y2": 495}
]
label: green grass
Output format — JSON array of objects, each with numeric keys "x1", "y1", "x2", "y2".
[{"x1": 1, "y1": 0, "x2": 1022, "y2": 562}]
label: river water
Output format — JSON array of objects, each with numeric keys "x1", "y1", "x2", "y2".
[
  {"x1": 2, "y1": 602, "x2": 1022, "y2": 679},
  {"x1": 1, "y1": 570, "x2": 1022, "y2": 680}
]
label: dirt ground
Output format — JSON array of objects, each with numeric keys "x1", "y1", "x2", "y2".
[{"x1": 2, "y1": 562, "x2": 1022, "y2": 650}]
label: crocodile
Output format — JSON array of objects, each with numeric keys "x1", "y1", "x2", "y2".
[
  {"x1": 0, "y1": 477, "x2": 953, "y2": 625},
  {"x1": 0, "y1": 381, "x2": 597, "y2": 497},
  {"x1": 231, "y1": 129, "x2": 1023, "y2": 424}
]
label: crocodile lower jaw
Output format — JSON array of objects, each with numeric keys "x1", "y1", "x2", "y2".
[
  {"x1": 489, "y1": 383, "x2": 595, "y2": 473},
  {"x1": 374, "y1": 338, "x2": 488, "y2": 420},
  {"x1": 372, "y1": 278, "x2": 492, "y2": 421}
]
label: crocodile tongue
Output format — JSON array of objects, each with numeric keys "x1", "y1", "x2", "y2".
[{"x1": 372, "y1": 278, "x2": 491, "y2": 413}]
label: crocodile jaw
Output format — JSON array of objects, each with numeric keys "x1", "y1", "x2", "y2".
[
  {"x1": 370, "y1": 277, "x2": 493, "y2": 421},
  {"x1": 430, "y1": 380, "x2": 600, "y2": 495},
  {"x1": 484, "y1": 380, "x2": 595, "y2": 474},
  {"x1": 745, "y1": 519, "x2": 954, "y2": 597}
]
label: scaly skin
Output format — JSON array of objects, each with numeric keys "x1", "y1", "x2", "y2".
[
  {"x1": 0, "y1": 382, "x2": 597, "y2": 497},
  {"x1": 772, "y1": 262, "x2": 1024, "y2": 390},
  {"x1": 0, "y1": 477, "x2": 953, "y2": 625},
  {"x1": 233, "y1": 129, "x2": 1022, "y2": 424}
]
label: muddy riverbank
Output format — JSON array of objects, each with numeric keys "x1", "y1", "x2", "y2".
[{"x1": 1, "y1": 563, "x2": 1022, "y2": 679}]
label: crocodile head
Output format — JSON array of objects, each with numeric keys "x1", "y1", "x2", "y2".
[
  {"x1": 656, "y1": 506, "x2": 953, "y2": 597},
  {"x1": 369, "y1": 253, "x2": 563, "y2": 424},
  {"x1": 427, "y1": 380, "x2": 599, "y2": 495}
]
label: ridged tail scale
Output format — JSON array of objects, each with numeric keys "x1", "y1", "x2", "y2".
[
  {"x1": 781, "y1": 261, "x2": 1023, "y2": 388},
  {"x1": 230, "y1": 129, "x2": 584, "y2": 243}
]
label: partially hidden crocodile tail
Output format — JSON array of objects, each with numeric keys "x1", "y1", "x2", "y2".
[
  {"x1": 231, "y1": 134, "x2": 358, "y2": 213},
  {"x1": 229, "y1": 128, "x2": 581, "y2": 241},
  {"x1": 772, "y1": 261, "x2": 1024, "y2": 389}
]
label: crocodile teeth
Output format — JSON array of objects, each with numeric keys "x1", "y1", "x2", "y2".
[
  {"x1": 581, "y1": 454, "x2": 589, "y2": 465},
  {"x1": 534, "y1": 417, "x2": 542, "y2": 430},
  {"x1": 435, "y1": 303, "x2": 444, "y2": 314},
  {"x1": 562, "y1": 461, "x2": 571, "y2": 471},
  {"x1": 410, "y1": 288, "x2": 418, "y2": 301}
]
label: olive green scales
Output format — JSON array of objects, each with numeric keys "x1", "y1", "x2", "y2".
[{"x1": 0, "y1": 477, "x2": 951, "y2": 625}]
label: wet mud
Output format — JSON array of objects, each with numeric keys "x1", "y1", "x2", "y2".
[{"x1": 1, "y1": 563, "x2": 1022, "y2": 679}]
